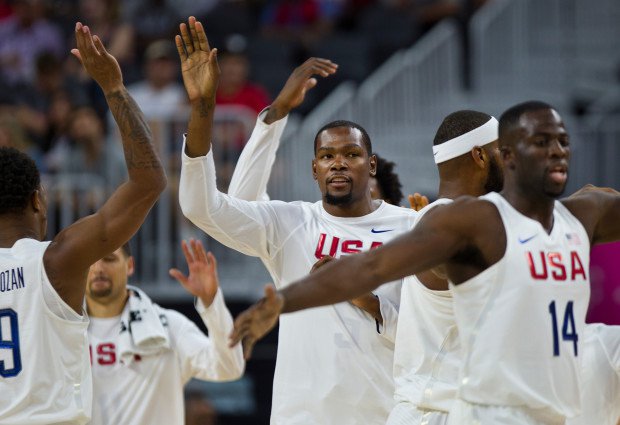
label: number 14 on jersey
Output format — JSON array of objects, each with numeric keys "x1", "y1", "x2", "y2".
[{"x1": 548, "y1": 300, "x2": 578, "y2": 357}]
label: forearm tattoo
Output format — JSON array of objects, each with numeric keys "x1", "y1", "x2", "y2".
[{"x1": 106, "y1": 89, "x2": 162, "y2": 170}]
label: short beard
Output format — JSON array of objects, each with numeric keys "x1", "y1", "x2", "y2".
[
  {"x1": 324, "y1": 192, "x2": 353, "y2": 206},
  {"x1": 88, "y1": 284, "x2": 113, "y2": 299},
  {"x1": 484, "y1": 156, "x2": 504, "y2": 193}
]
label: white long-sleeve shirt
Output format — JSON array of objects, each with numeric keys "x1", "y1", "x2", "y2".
[
  {"x1": 179, "y1": 115, "x2": 417, "y2": 424},
  {"x1": 227, "y1": 111, "x2": 400, "y2": 340},
  {"x1": 226, "y1": 109, "x2": 287, "y2": 202},
  {"x1": 88, "y1": 289, "x2": 244, "y2": 425}
]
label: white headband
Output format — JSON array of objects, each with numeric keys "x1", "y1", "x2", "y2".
[{"x1": 432, "y1": 117, "x2": 499, "y2": 164}]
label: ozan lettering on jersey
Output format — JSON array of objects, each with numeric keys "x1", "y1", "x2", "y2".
[
  {"x1": 315, "y1": 233, "x2": 383, "y2": 259},
  {"x1": 526, "y1": 251, "x2": 587, "y2": 281},
  {"x1": 0, "y1": 267, "x2": 25, "y2": 292}
]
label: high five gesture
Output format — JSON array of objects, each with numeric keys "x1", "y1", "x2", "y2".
[
  {"x1": 177, "y1": 16, "x2": 220, "y2": 158},
  {"x1": 176, "y1": 16, "x2": 220, "y2": 104}
]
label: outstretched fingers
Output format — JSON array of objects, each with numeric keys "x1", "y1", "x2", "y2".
[
  {"x1": 188, "y1": 16, "x2": 202, "y2": 53},
  {"x1": 169, "y1": 268, "x2": 188, "y2": 286},
  {"x1": 180, "y1": 239, "x2": 195, "y2": 265},
  {"x1": 92, "y1": 35, "x2": 109, "y2": 56},
  {"x1": 195, "y1": 20, "x2": 211, "y2": 52},
  {"x1": 179, "y1": 22, "x2": 194, "y2": 55},
  {"x1": 206, "y1": 251, "x2": 217, "y2": 268},
  {"x1": 298, "y1": 57, "x2": 338, "y2": 77},
  {"x1": 74, "y1": 22, "x2": 87, "y2": 59},
  {"x1": 242, "y1": 337, "x2": 256, "y2": 360},
  {"x1": 230, "y1": 312, "x2": 250, "y2": 347},
  {"x1": 175, "y1": 35, "x2": 187, "y2": 61}
]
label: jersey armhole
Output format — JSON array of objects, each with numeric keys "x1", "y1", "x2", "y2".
[{"x1": 40, "y1": 261, "x2": 86, "y2": 323}]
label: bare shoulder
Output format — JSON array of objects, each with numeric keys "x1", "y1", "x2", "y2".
[
  {"x1": 424, "y1": 195, "x2": 500, "y2": 227},
  {"x1": 562, "y1": 185, "x2": 620, "y2": 243}
]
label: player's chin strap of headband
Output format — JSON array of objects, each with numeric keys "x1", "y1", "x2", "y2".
[{"x1": 432, "y1": 117, "x2": 499, "y2": 164}]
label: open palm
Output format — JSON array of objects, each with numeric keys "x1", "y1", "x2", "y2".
[
  {"x1": 230, "y1": 285, "x2": 283, "y2": 359},
  {"x1": 169, "y1": 239, "x2": 219, "y2": 306},
  {"x1": 175, "y1": 16, "x2": 220, "y2": 103}
]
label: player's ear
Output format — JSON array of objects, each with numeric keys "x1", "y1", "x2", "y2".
[
  {"x1": 471, "y1": 147, "x2": 485, "y2": 169},
  {"x1": 127, "y1": 256, "x2": 135, "y2": 277},
  {"x1": 31, "y1": 189, "x2": 43, "y2": 213},
  {"x1": 369, "y1": 154, "x2": 377, "y2": 176},
  {"x1": 312, "y1": 158, "x2": 318, "y2": 180}
]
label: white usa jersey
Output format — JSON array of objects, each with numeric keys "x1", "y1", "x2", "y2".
[
  {"x1": 180, "y1": 146, "x2": 417, "y2": 425},
  {"x1": 0, "y1": 238, "x2": 91, "y2": 424},
  {"x1": 450, "y1": 192, "x2": 590, "y2": 420},
  {"x1": 394, "y1": 198, "x2": 459, "y2": 413},
  {"x1": 567, "y1": 324, "x2": 620, "y2": 425}
]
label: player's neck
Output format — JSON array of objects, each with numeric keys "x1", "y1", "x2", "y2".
[
  {"x1": 87, "y1": 292, "x2": 129, "y2": 318},
  {"x1": 501, "y1": 188, "x2": 556, "y2": 233},
  {"x1": 438, "y1": 178, "x2": 485, "y2": 200},
  {"x1": 0, "y1": 219, "x2": 40, "y2": 248},
  {"x1": 322, "y1": 195, "x2": 379, "y2": 218}
]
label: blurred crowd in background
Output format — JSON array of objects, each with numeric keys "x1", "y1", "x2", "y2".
[{"x1": 0, "y1": 0, "x2": 487, "y2": 193}]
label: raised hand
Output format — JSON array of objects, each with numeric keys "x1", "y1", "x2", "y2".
[
  {"x1": 169, "y1": 239, "x2": 219, "y2": 306},
  {"x1": 265, "y1": 57, "x2": 338, "y2": 124},
  {"x1": 71, "y1": 22, "x2": 122, "y2": 93},
  {"x1": 229, "y1": 285, "x2": 283, "y2": 359},
  {"x1": 176, "y1": 16, "x2": 220, "y2": 104},
  {"x1": 408, "y1": 192, "x2": 429, "y2": 211}
]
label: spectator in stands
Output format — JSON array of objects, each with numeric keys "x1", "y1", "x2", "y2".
[
  {"x1": 0, "y1": 0, "x2": 13, "y2": 20},
  {"x1": 126, "y1": 0, "x2": 180, "y2": 56},
  {"x1": 10, "y1": 53, "x2": 84, "y2": 147},
  {"x1": 47, "y1": 106, "x2": 126, "y2": 189},
  {"x1": 0, "y1": 112, "x2": 32, "y2": 151},
  {"x1": 213, "y1": 45, "x2": 271, "y2": 190},
  {"x1": 0, "y1": 0, "x2": 63, "y2": 85},
  {"x1": 216, "y1": 48, "x2": 270, "y2": 116},
  {"x1": 127, "y1": 39, "x2": 186, "y2": 120},
  {"x1": 260, "y1": 0, "x2": 343, "y2": 46}
]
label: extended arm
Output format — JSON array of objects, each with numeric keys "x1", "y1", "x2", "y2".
[
  {"x1": 312, "y1": 254, "x2": 397, "y2": 339},
  {"x1": 177, "y1": 18, "x2": 304, "y2": 260},
  {"x1": 172, "y1": 300, "x2": 245, "y2": 382},
  {"x1": 228, "y1": 57, "x2": 337, "y2": 201},
  {"x1": 230, "y1": 199, "x2": 484, "y2": 358},
  {"x1": 564, "y1": 186, "x2": 620, "y2": 245},
  {"x1": 170, "y1": 240, "x2": 244, "y2": 381},
  {"x1": 280, "y1": 213, "x2": 460, "y2": 312},
  {"x1": 43, "y1": 23, "x2": 166, "y2": 312}
]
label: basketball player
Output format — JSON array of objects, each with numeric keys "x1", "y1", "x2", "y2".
[
  {"x1": 231, "y1": 100, "x2": 620, "y2": 424},
  {"x1": 176, "y1": 16, "x2": 417, "y2": 424},
  {"x1": 0, "y1": 23, "x2": 166, "y2": 424},
  {"x1": 225, "y1": 54, "x2": 426, "y2": 333},
  {"x1": 384, "y1": 119, "x2": 614, "y2": 425},
  {"x1": 87, "y1": 240, "x2": 244, "y2": 425},
  {"x1": 388, "y1": 110, "x2": 502, "y2": 425}
]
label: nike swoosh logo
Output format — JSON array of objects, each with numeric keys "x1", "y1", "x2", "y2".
[
  {"x1": 518, "y1": 235, "x2": 537, "y2": 244},
  {"x1": 371, "y1": 228, "x2": 394, "y2": 234}
]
